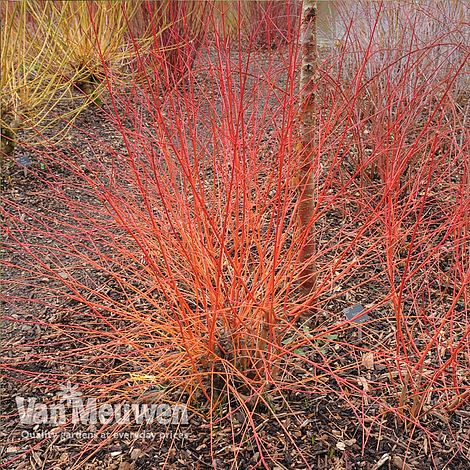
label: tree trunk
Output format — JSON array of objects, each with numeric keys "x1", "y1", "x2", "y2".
[{"x1": 298, "y1": 0, "x2": 318, "y2": 292}]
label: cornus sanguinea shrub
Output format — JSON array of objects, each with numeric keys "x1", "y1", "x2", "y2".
[
  {"x1": 239, "y1": 0, "x2": 301, "y2": 48},
  {"x1": 314, "y1": 0, "x2": 469, "y2": 432},
  {"x1": 1, "y1": 1, "x2": 469, "y2": 468},
  {"x1": 330, "y1": 0, "x2": 469, "y2": 181},
  {"x1": 131, "y1": 0, "x2": 210, "y2": 84}
]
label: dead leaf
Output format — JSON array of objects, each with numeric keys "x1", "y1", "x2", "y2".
[
  {"x1": 372, "y1": 453, "x2": 390, "y2": 469},
  {"x1": 357, "y1": 376, "x2": 370, "y2": 393},
  {"x1": 130, "y1": 448, "x2": 143, "y2": 461},
  {"x1": 118, "y1": 462, "x2": 135, "y2": 470},
  {"x1": 362, "y1": 352, "x2": 374, "y2": 370},
  {"x1": 336, "y1": 441, "x2": 346, "y2": 451},
  {"x1": 392, "y1": 455, "x2": 412, "y2": 470}
]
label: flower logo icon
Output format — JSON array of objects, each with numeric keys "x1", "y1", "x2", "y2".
[{"x1": 57, "y1": 381, "x2": 83, "y2": 406}]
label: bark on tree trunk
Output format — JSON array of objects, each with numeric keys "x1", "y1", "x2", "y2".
[{"x1": 298, "y1": 0, "x2": 318, "y2": 293}]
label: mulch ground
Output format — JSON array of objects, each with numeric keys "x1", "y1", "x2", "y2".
[{"x1": 1, "y1": 45, "x2": 469, "y2": 470}]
